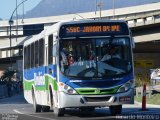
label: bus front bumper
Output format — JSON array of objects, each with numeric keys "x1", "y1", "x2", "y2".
[{"x1": 58, "y1": 88, "x2": 134, "y2": 108}]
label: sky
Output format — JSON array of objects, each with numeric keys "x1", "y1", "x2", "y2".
[
  {"x1": 0, "y1": 0, "x2": 42, "y2": 20},
  {"x1": 1, "y1": 0, "x2": 160, "y2": 20}
]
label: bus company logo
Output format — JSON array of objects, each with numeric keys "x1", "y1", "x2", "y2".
[
  {"x1": 95, "y1": 88, "x2": 101, "y2": 93},
  {"x1": 34, "y1": 72, "x2": 45, "y2": 86},
  {"x1": 113, "y1": 77, "x2": 123, "y2": 80},
  {"x1": 70, "y1": 80, "x2": 82, "y2": 82}
]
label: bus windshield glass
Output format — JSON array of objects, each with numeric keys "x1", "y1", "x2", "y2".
[{"x1": 59, "y1": 37, "x2": 132, "y2": 78}]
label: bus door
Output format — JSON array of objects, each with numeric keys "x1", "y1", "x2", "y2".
[{"x1": 47, "y1": 35, "x2": 57, "y2": 82}]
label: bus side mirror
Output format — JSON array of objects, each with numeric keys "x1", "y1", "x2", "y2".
[{"x1": 132, "y1": 37, "x2": 135, "y2": 49}]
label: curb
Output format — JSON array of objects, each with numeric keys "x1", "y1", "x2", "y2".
[{"x1": 135, "y1": 101, "x2": 160, "y2": 108}]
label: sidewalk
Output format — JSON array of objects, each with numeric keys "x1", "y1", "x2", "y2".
[
  {"x1": 0, "y1": 93, "x2": 27, "y2": 104},
  {"x1": 0, "y1": 85, "x2": 8, "y2": 99},
  {"x1": 135, "y1": 101, "x2": 160, "y2": 108}
]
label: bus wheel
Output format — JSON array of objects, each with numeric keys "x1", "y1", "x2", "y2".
[
  {"x1": 33, "y1": 94, "x2": 42, "y2": 113},
  {"x1": 109, "y1": 105, "x2": 122, "y2": 116},
  {"x1": 53, "y1": 101, "x2": 65, "y2": 117},
  {"x1": 53, "y1": 107, "x2": 65, "y2": 117},
  {"x1": 42, "y1": 106, "x2": 50, "y2": 112}
]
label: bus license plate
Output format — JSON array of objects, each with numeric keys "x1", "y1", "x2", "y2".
[{"x1": 119, "y1": 96, "x2": 131, "y2": 102}]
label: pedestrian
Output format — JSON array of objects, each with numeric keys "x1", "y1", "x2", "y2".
[{"x1": 6, "y1": 78, "x2": 12, "y2": 97}]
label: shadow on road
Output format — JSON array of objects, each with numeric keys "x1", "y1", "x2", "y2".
[{"x1": 48, "y1": 107, "x2": 160, "y2": 120}]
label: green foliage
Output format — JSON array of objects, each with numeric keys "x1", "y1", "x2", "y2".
[
  {"x1": 135, "y1": 94, "x2": 160, "y2": 105},
  {"x1": 1, "y1": 69, "x2": 16, "y2": 80},
  {"x1": 135, "y1": 73, "x2": 151, "y2": 87}
]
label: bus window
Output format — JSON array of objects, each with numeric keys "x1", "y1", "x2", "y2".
[
  {"x1": 59, "y1": 37, "x2": 131, "y2": 77},
  {"x1": 31, "y1": 43, "x2": 35, "y2": 68},
  {"x1": 24, "y1": 47, "x2": 27, "y2": 69},
  {"x1": 27, "y1": 45, "x2": 31, "y2": 69},
  {"x1": 39, "y1": 39, "x2": 44, "y2": 66},
  {"x1": 48, "y1": 35, "x2": 53, "y2": 64},
  {"x1": 35, "y1": 41, "x2": 39, "y2": 67},
  {"x1": 52, "y1": 44, "x2": 57, "y2": 57}
]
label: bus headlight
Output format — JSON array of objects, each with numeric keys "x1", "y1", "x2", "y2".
[
  {"x1": 117, "y1": 80, "x2": 133, "y2": 93},
  {"x1": 59, "y1": 82, "x2": 77, "y2": 95}
]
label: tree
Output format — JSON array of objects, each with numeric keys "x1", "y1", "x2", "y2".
[{"x1": 1, "y1": 69, "x2": 17, "y2": 81}]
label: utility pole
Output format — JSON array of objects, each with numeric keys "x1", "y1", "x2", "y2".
[
  {"x1": 16, "y1": 0, "x2": 18, "y2": 42},
  {"x1": 96, "y1": 0, "x2": 103, "y2": 19},
  {"x1": 22, "y1": 0, "x2": 25, "y2": 23},
  {"x1": 9, "y1": 19, "x2": 14, "y2": 70},
  {"x1": 113, "y1": 0, "x2": 115, "y2": 19},
  {"x1": 95, "y1": 0, "x2": 97, "y2": 15}
]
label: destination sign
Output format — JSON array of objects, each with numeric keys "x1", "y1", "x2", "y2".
[
  {"x1": 66, "y1": 25, "x2": 121, "y2": 33},
  {"x1": 59, "y1": 22, "x2": 129, "y2": 38}
]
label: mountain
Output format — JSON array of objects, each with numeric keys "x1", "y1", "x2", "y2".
[{"x1": 24, "y1": 0, "x2": 160, "y2": 18}]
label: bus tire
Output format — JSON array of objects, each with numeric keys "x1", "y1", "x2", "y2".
[
  {"x1": 33, "y1": 92, "x2": 42, "y2": 113},
  {"x1": 53, "y1": 107, "x2": 65, "y2": 117},
  {"x1": 50, "y1": 87, "x2": 65, "y2": 117},
  {"x1": 109, "y1": 105, "x2": 122, "y2": 116},
  {"x1": 42, "y1": 106, "x2": 50, "y2": 112},
  {"x1": 53, "y1": 100, "x2": 65, "y2": 117}
]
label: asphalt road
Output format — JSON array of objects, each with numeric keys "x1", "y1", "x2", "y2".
[{"x1": 0, "y1": 94, "x2": 160, "y2": 120}]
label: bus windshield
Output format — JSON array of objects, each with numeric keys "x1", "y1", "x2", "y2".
[{"x1": 59, "y1": 37, "x2": 132, "y2": 78}]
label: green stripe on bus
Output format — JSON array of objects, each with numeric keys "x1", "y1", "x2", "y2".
[
  {"x1": 23, "y1": 80, "x2": 34, "y2": 90},
  {"x1": 76, "y1": 86, "x2": 120, "y2": 95},
  {"x1": 45, "y1": 75, "x2": 58, "y2": 91},
  {"x1": 23, "y1": 74, "x2": 58, "y2": 91}
]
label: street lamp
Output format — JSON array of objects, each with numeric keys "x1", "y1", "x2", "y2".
[
  {"x1": 9, "y1": 0, "x2": 28, "y2": 21},
  {"x1": 9, "y1": 19, "x2": 14, "y2": 69},
  {"x1": 8, "y1": 0, "x2": 29, "y2": 69},
  {"x1": 96, "y1": 0, "x2": 103, "y2": 19}
]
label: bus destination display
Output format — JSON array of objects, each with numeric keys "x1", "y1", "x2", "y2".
[
  {"x1": 59, "y1": 22, "x2": 129, "y2": 38},
  {"x1": 66, "y1": 25, "x2": 121, "y2": 33}
]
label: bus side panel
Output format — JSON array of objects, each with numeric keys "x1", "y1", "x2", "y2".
[
  {"x1": 33, "y1": 66, "x2": 49, "y2": 105},
  {"x1": 23, "y1": 64, "x2": 58, "y2": 106},
  {"x1": 23, "y1": 69, "x2": 34, "y2": 104},
  {"x1": 45, "y1": 64, "x2": 58, "y2": 106},
  {"x1": 23, "y1": 66, "x2": 48, "y2": 105}
]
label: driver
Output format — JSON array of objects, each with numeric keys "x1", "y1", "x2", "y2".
[{"x1": 101, "y1": 48, "x2": 111, "y2": 61}]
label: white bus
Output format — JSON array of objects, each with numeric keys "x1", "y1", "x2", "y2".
[{"x1": 23, "y1": 20, "x2": 134, "y2": 116}]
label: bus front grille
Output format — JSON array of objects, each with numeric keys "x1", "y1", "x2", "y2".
[
  {"x1": 76, "y1": 87, "x2": 120, "y2": 95},
  {"x1": 84, "y1": 96, "x2": 111, "y2": 102}
]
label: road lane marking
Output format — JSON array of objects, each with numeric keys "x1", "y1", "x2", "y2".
[{"x1": 13, "y1": 109, "x2": 56, "y2": 120}]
